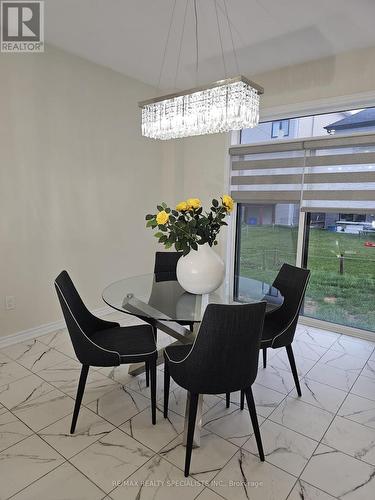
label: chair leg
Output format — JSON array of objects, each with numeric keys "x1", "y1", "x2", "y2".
[
  {"x1": 245, "y1": 387, "x2": 264, "y2": 461},
  {"x1": 263, "y1": 348, "x2": 267, "y2": 368},
  {"x1": 152, "y1": 325, "x2": 158, "y2": 343},
  {"x1": 184, "y1": 392, "x2": 199, "y2": 477},
  {"x1": 150, "y1": 357, "x2": 157, "y2": 425},
  {"x1": 71, "y1": 365, "x2": 89, "y2": 434},
  {"x1": 240, "y1": 389, "x2": 245, "y2": 410},
  {"x1": 226, "y1": 392, "x2": 230, "y2": 408},
  {"x1": 145, "y1": 361, "x2": 150, "y2": 387},
  {"x1": 164, "y1": 362, "x2": 170, "y2": 418},
  {"x1": 189, "y1": 323, "x2": 194, "y2": 332},
  {"x1": 286, "y1": 344, "x2": 302, "y2": 396}
]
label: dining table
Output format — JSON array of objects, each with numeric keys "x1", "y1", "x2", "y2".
[{"x1": 102, "y1": 273, "x2": 284, "y2": 446}]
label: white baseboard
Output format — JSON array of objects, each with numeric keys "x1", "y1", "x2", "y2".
[{"x1": 0, "y1": 306, "x2": 113, "y2": 349}]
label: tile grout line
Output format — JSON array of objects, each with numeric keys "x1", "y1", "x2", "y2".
[
  {"x1": 238, "y1": 328, "x2": 374, "y2": 499},
  {"x1": 1, "y1": 325, "x2": 375, "y2": 500},
  {"x1": 282, "y1": 330, "x2": 375, "y2": 500}
]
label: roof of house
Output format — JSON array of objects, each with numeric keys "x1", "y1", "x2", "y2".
[{"x1": 324, "y1": 108, "x2": 375, "y2": 132}]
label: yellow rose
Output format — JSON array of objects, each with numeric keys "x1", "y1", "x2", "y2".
[
  {"x1": 156, "y1": 210, "x2": 169, "y2": 225},
  {"x1": 176, "y1": 201, "x2": 188, "y2": 212},
  {"x1": 186, "y1": 198, "x2": 201, "y2": 210},
  {"x1": 222, "y1": 195, "x2": 234, "y2": 212}
]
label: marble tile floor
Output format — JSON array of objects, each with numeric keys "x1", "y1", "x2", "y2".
[{"x1": 0, "y1": 313, "x2": 375, "y2": 499}]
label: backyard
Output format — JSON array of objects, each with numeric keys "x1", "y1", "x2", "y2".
[{"x1": 237, "y1": 224, "x2": 375, "y2": 332}]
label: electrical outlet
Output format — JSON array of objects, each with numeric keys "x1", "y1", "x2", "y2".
[{"x1": 5, "y1": 296, "x2": 16, "y2": 310}]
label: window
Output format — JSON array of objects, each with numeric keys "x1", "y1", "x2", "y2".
[
  {"x1": 232, "y1": 106, "x2": 375, "y2": 334},
  {"x1": 303, "y1": 212, "x2": 375, "y2": 332},
  {"x1": 271, "y1": 119, "x2": 290, "y2": 138},
  {"x1": 234, "y1": 203, "x2": 299, "y2": 300},
  {"x1": 339, "y1": 213, "x2": 366, "y2": 223}
]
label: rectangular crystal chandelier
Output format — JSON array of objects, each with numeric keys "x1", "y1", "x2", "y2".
[{"x1": 138, "y1": 76, "x2": 264, "y2": 140}]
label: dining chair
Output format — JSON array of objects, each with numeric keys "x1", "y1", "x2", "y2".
[
  {"x1": 227, "y1": 263, "x2": 311, "y2": 409},
  {"x1": 163, "y1": 302, "x2": 266, "y2": 477},
  {"x1": 154, "y1": 251, "x2": 181, "y2": 282},
  {"x1": 154, "y1": 252, "x2": 195, "y2": 335},
  {"x1": 54, "y1": 270, "x2": 157, "y2": 433},
  {"x1": 147, "y1": 251, "x2": 195, "y2": 387},
  {"x1": 260, "y1": 263, "x2": 310, "y2": 392}
]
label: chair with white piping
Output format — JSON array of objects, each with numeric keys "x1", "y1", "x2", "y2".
[
  {"x1": 163, "y1": 302, "x2": 266, "y2": 477},
  {"x1": 54, "y1": 270, "x2": 157, "y2": 433},
  {"x1": 228, "y1": 263, "x2": 311, "y2": 409}
]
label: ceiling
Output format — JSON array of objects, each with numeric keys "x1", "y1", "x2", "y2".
[{"x1": 45, "y1": 0, "x2": 375, "y2": 90}]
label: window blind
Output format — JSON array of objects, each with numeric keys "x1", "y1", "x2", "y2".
[{"x1": 230, "y1": 131, "x2": 375, "y2": 213}]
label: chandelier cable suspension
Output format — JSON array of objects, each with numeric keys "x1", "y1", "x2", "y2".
[
  {"x1": 173, "y1": 0, "x2": 189, "y2": 89},
  {"x1": 223, "y1": 0, "x2": 240, "y2": 75},
  {"x1": 157, "y1": 0, "x2": 177, "y2": 90},
  {"x1": 139, "y1": 0, "x2": 264, "y2": 140},
  {"x1": 214, "y1": 0, "x2": 227, "y2": 78},
  {"x1": 193, "y1": 0, "x2": 199, "y2": 85}
]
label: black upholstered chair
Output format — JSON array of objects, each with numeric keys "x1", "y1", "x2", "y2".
[
  {"x1": 260, "y1": 263, "x2": 311, "y2": 396},
  {"x1": 154, "y1": 252, "x2": 194, "y2": 333},
  {"x1": 54, "y1": 270, "x2": 157, "y2": 433},
  {"x1": 164, "y1": 302, "x2": 266, "y2": 477},
  {"x1": 154, "y1": 251, "x2": 181, "y2": 282},
  {"x1": 228, "y1": 263, "x2": 311, "y2": 409}
]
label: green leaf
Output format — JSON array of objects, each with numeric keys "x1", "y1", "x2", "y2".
[
  {"x1": 157, "y1": 205, "x2": 164, "y2": 212},
  {"x1": 154, "y1": 232, "x2": 163, "y2": 238},
  {"x1": 165, "y1": 207, "x2": 171, "y2": 214},
  {"x1": 162, "y1": 202, "x2": 167, "y2": 209},
  {"x1": 146, "y1": 220, "x2": 155, "y2": 228},
  {"x1": 191, "y1": 241, "x2": 198, "y2": 251},
  {"x1": 172, "y1": 210, "x2": 178, "y2": 217},
  {"x1": 212, "y1": 199, "x2": 219, "y2": 207},
  {"x1": 145, "y1": 214, "x2": 154, "y2": 220}
]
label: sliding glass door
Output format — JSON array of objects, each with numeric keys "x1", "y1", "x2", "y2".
[
  {"x1": 235, "y1": 203, "x2": 299, "y2": 292},
  {"x1": 303, "y1": 212, "x2": 375, "y2": 332},
  {"x1": 231, "y1": 106, "x2": 375, "y2": 335}
]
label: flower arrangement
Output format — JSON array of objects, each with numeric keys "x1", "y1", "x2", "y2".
[{"x1": 145, "y1": 195, "x2": 234, "y2": 256}]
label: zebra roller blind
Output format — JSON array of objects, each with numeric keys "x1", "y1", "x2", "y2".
[{"x1": 229, "y1": 131, "x2": 375, "y2": 213}]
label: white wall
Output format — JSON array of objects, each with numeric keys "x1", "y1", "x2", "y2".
[
  {"x1": 0, "y1": 45, "x2": 164, "y2": 337},
  {"x1": 161, "y1": 133, "x2": 231, "y2": 258},
  {"x1": 256, "y1": 45, "x2": 375, "y2": 110}
]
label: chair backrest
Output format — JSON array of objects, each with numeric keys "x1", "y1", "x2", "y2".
[
  {"x1": 168, "y1": 302, "x2": 266, "y2": 394},
  {"x1": 54, "y1": 271, "x2": 120, "y2": 366},
  {"x1": 154, "y1": 251, "x2": 181, "y2": 282},
  {"x1": 268, "y1": 263, "x2": 310, "y2": 348}
]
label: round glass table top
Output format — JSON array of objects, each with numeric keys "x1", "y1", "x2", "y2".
[{"x1": 102, "y1": 274, "x2": 283, "y2": 323}]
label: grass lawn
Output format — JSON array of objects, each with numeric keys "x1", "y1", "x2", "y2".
[{"x1": 237, "y1": 224, "x2": 375, "y2": 332}]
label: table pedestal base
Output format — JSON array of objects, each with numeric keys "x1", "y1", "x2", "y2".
[{"x1": 128, "y1": 318, "x2": 203, "y2": 446}]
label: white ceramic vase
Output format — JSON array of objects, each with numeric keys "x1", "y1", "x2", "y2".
[{"x1": 176, "y1": 244, "x2": 225, "y2": 294}]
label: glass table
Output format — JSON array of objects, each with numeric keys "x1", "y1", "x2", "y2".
[
  {"x1": 102, "y1": 273, "x2": 283, "y2": 323},
  {"x1": 102, "y1": 273, "x2": 283, "y2": 446}
]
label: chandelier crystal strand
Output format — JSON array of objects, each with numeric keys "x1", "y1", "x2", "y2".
[{"x1": 140, "y1": 77, "x2": 261, "y2": 140}]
